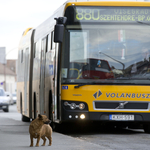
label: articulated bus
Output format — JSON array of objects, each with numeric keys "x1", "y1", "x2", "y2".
[{"x1": 17, "y1": 0, "x2": 150, "y2": 132}]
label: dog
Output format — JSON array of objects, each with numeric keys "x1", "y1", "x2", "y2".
[{"x1": 29, "y1": 114, "x2": 52, "y2": 147}]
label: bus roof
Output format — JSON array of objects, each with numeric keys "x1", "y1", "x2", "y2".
[
  {"x1": 65, "y1": 0, "x2": 150, "y2": 8},
  {"x1": 65, "y1": 0, "x2": 149, "y2": 1},
  {"x1": 22, "y1": 28, "x2": 33, "y2": 36},
  {"x1": 32, "y1": 0, "x2": 150, "y2": 42}
]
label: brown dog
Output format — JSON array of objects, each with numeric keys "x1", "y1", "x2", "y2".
[{"x1": 29, "y1": 114, "x2": 52, "y2": 147}]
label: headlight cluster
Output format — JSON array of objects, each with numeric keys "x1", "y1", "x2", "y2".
[
  {"x1": 64, "y1": 101, "x2": 85, "y2": 110},
  {"x1": 2, "y1": 100, "x2": 9, "y2": 104}
]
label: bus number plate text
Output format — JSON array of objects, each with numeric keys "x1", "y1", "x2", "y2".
[{"x1": 109, "y1": 115, "x2": 134, "y2": 121}]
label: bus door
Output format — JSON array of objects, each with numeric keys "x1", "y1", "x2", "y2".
[
  {"x1": 49, "y1": 30, "x2": 60, "y2": 122},
  {"x1": 24, "y1": 47, "x2": 29, "y2": 115},
  {"x1": 40, "y1": 38, "x2": 46, "y2": 115},
  {"x1": 53, "y1": 44, "x2": 61, "y2": 122}
]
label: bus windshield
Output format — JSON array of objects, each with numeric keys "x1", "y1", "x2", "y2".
[{"x1": 61, "y1": 6, "x2": 150, "y2": 85}]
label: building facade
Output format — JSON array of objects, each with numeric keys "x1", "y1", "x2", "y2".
[{"x1": 0, "y1": 62, "x2": 17, "y2": 93}]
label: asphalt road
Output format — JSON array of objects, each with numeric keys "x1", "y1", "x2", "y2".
[
  {"x1": 60, "y1": 121, "x2": 150, "y2": 150},
  {"x1": 1, "y1": 104, "x2": 150, "y2": 150},
  {"x1": 65, "y1": 126, "x2": 150, "y2": 150}
]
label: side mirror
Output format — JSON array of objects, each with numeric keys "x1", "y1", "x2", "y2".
[{"x1": 54, "y1": 17, "x2": 67, "y2": 43}]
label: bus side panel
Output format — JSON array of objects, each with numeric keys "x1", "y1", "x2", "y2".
[
  {"x1": 45, "y1": 51, "x2": 51, "y2": 118},
  {"x1": 17, "y1": 47, "x2": 25, "y2": 115},
  {"x1": 45, "y1": 49, "x2": 55, "y2": 119},
  {"x1": 32, "y1": 79, "x2": 40, "y2": 118},
  {"x1": 17, "y1": 29, "x2": 34, "y2": 119},
  {"x1": 32, "y1": 40, "x2": 41, "y2": 118},
  {"x1": 17, "y1": 82, "x2": 24, "y2": 113}
]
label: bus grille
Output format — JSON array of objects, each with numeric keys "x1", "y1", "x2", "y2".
[{"x1": 94, "y1": 101, "x2": 149, "y2": 110}]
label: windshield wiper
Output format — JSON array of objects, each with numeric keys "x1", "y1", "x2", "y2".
[
  {"x1": 74, "y1": 81, "x2": 114, "y2": 88},
  {"x1": 137, "y1": 21, "x2": 150, "y2": 26},
  {"x1": 131, "y1": 77, "x2": 150, "y2": 80},
  {"x1": 74, "y1": 83, "x2": 89, "y2": 88},
  {"x1": 107, "y1": 77, "x2": 150, "y2": 80},
  {"x1": 74, "y1": 78, "x2": 150, "y2": 88},
  {"x1": 107, "y1": 77, "x2": 131, "y2": 80},
  {"x1": 74, "y1": 82, "x2": 99, "y2": 88},
  {"x1": 99, "y1": 51, "x2": 125, "y2": 70}
]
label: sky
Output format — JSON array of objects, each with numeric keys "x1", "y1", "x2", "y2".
[{"x1": 0, "y1": 0, "x2": 68, "y2": 60}]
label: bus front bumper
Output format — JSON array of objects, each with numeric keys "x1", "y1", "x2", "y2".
[{"x1": 61, "y1": 109, "x2": 150, "y2": 122}]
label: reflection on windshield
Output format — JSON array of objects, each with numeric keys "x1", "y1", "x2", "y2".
[
  {"x1": 69, "y1": 58, "x2": 114, "y2": 79},
  {"x1": 61, "y1": 25, "x2": 150, "y2": 84}
]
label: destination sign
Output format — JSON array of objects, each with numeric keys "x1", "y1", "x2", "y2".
[{"x1": 74, "y1": 7, "x2": 150, "y2": 22}]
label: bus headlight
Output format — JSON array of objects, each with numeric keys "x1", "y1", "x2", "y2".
[
  {"x1": 63, "y1": 101, "x2": 88, "y2": 110},
  {"x1": 79, "y1": 103, "x2": 85, "y2": 110},
  {"x1": 64, "y1": 101, "x2": 69, "y2": 106},
  {"x1": 80, "y1": 114, "x2": 85, "y2": 119},
  {"x1": 70, "y1": 103, "x2": 76, "y2": 109}
]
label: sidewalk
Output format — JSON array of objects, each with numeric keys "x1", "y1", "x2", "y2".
[{"x1": 0, "y1": 116, "x2": 112, "y2": 150}]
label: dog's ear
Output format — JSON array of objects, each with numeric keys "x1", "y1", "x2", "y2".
[{"x1": 38, "y1": 114, "x2": 42, "y2": 120}]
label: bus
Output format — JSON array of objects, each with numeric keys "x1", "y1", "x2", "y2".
[{"x1": 17, "y1": 0, "x2": 150, "y2": 132}]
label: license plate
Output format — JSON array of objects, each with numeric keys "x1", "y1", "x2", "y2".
[{"x1": 109, "y1": 115, "x2": 134, "y2": 121}]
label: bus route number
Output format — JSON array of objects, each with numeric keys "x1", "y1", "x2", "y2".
[{"x1": 75, "y1": 8, "x2": 150, "y2": 22}]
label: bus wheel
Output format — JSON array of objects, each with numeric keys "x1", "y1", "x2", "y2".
[
  {"x1": 50, "y1": 122, "x2": 60, "y2": 131},
  {"x1": 34, "y1": 92, "x2": 36, "y2": 119},
  {"x1": 49, "y1": 107, "x2": 59, "y2": 131},
  {"x1": 3, "y1": 106, "x2": 9, "y2": 112},
  {"x1": 143, "y1": 124, "x2": 150, "y2": 133},
  {"x1": 49, "y1": 91, "x2": 55, "y2": 129},
  {"x1": 22, "y1": 114, "x2": 30, "y2": 122},
  {"x1": 50, "y1": 122, "x2": 55, "y2": 130}
]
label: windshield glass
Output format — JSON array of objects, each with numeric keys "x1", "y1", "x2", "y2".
[
  {"x1": 0, "y1": 89, "x2": 5, "y2": 96},
  {"x1": 61, "y1": 6, "x2": 150, "y2": 85}
]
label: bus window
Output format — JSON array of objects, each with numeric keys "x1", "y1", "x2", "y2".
[
  {"x1": 42, "y1": 37, "x2": 47, "y2": 53},
  {"x1": 34, "y1": 41, "x2": 40, "y2": 58},
  {"x1": 21, "y1": 50, "x2": 23, "y2": 63},
  {"x1": 46, "y1": 35, "x2": 48, "y2": 53},
  {"x1": 51, "y1": 31, "x2": 55, "y2": 50},
  {"x1": 48, "y1": 34, "x2": 51, "y2": 52},
  {"x1": 33, "y1": 43, "x2": 36, "y2": 58}
]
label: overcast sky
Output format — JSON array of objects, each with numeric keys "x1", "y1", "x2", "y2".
[{"x1": 0, "y1": 0, "x2": 67, "y2": 60}]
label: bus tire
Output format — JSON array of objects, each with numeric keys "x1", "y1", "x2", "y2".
[
  {"x1": 34, "y1": 92, "x2": 36, "y2": 119},
  {"x1": 3, "y1": 106, "x2": 9, "y2": 112},
  {"x1": 50, "y1": 121, "x2": 60, "y2": 131},
  {"x1": 20, "y1": 92, "x2": 22, "y2": 114},
  {"x1": 22, "y1": 114, "x2": 30, "y2": 122}
]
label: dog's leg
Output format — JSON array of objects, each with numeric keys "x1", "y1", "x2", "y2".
[
  {"x1": 48, "y1": 136, "x2": 52, "y2": 146},
  {"x1": 30, "y1": 135, "x2": 34, "y2": 147},
  {"x1": 35, "y1": 135, "x2": 41, "y2": 147},
  {"x1": 41, "y1": 136, "x2": 46, "y2": 146}
]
